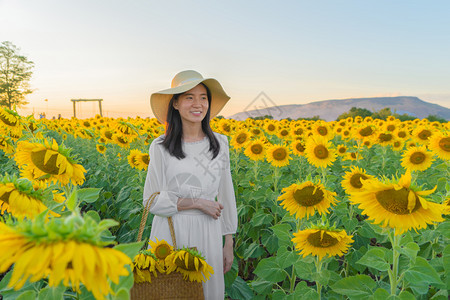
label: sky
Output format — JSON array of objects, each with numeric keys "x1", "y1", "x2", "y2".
[{"x1": 1, "y1": 0, "x2": 450, "y2": 119}]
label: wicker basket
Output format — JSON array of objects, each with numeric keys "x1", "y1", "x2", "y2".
[{"x1": 130, "y1": 192, "x2": 204, "y2": 300}]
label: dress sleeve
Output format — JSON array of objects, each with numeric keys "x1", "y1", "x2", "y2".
[
  {"x1": 217, "y1": 135, "x2": 238, "y2": 236},
  {"x1": 143, "y1": 139, "x2": 179, "y2": 217}
]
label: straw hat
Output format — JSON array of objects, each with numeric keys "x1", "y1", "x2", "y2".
[{"x1": 150, "y1": 70, "x2": 230, "y2": 124}]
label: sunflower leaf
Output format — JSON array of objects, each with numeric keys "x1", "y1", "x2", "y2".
[
  {"x1": 78, "y1": 188, "x2": 101, "y2": 204},
  {"x1": 356, "y1": 248, "x2": 390, "y2": 272},
  {"x1": 330, "y1": 274, "x2": 376, "y2": 297},
  {"x1": 404, "y1": 257, "x2": 445, "y2": 291},
  {"x1": 253, "y1": 256, "x2": 287, "y2": 283}
]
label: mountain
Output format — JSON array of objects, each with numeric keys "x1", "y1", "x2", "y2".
[{"x1": 227, "y1": 96, "x2": 450, "y2": 121}]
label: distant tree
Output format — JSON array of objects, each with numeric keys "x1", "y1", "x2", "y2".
[
  {"x1": 336, "y1": 107, "x2": 373, "y2": 120},
  {"x1": 253, "y1": 114, "x2": 273, "y2": 120},
  {"x1": 424, "y1": 114, "x2": 447, "y2": 123},
  {"x1": 393, "y1": 113, "x2": 416, "y2": 121},
  {"x1": 371, "y1": 107, "x2": 392, "y2": 120},
  {"x1": 297, "y1": 115, "x2": 321, "y2": 121},
  {"x1": 0, "y1": 41, "x2": 34, "y2": 109}
]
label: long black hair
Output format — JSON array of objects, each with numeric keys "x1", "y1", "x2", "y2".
[{"x1": 160, "y1": 83, "x2": 220, "y2": 160}]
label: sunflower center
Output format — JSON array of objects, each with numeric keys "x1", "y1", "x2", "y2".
[
  {"x1": 293, "y1": 186, "x2": 324, "y2": 206},
  {"x1": 350, "y1": 153, "x2": 357, "y2": 159},
  {"x1": 418, "y1": 130, "x2": 431, "y2": 141},
  {"x1": 410, "y1": 152, "x2": 425, "y2": 164},
  {"x1": 350, "y1": 173, "x2": 368, "y2": 189},
  {"x1": 30, "y1": 150, "x2": 65, "y2": 175},
  {"x1": 280, "y1": 129, "x2": 289, "y2": 136},
  {"x1": 268, "y1": 124, "x2": 276, "y2": 131},
  {"x1": 236, "y1": 133, "x2": 247, "y2": 144},
  {"x1": 379, "y1": 133, "x2": 393, "y2": 142},
  {"x1": 393, "y1": 141, "x2": 401, "y2": 148},
  {"x1": 375, "y1": 188, "x2": 421, "y2": 215},
  {"x1": 252, "y1": 129, "x2": 261, "y2": 135},
  {"x1": 104, "y1": 130, "x2": 113, "y2": 139},
  {"x1": 294, "y1": 128, "x2": 304, "y2": 135},
  {"x1": 175, "y1": 254, "x2": 197, "y2": 271},
  {"x1": 251, "y1": 144, "x2": 263, "y2": 154},
  {"x1": 117, "y1": 136, "x2": 127, "y2": 144},
  {"x1": 296, "y1": 143, "x2": 305, "y2": 153},
  {"x1": 439, "y1": 137, "x2": 450, "y2": 152},
  {"x1": 0, "y1": 114, "x2": 18, "y2": 126},
  {"x1": 317, "y1": 126, "x2": 328, "y2": 136},
  {"x1": 359, "y1": 126, "x2": 373, "y2": 137},
  {"x1": 154, "y1": 244, "x2": 171, "y2": 260},
  {"x1": 307, "y1": 231, "x2": 338, "y2": 248},
  {"x1": 222, "y1": 124, "x2": 231, "y2": 132},
  {"x1": 142, "y1": 154, "x2": 150, "y2": 165},
  {"x1": 387, "y1": 125, "x2": 396, "y2": 131},
  {"x1": 273, "y1": 148, "x2": 287, "y2": 160},
  {"x1": 338, "y1": 147, "x2": 346, "y2": 154},
  {"x1": 314, "y1": 145, "x2": 328, "y2": 159},
  {"x1": 398, "y1": 131, "x2": 406, "y2": 138}
]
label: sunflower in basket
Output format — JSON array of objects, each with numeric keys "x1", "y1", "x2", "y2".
[
  {"x1": 165, "y1": 248, "x2": 214, "y2": 283},
  {"x1": 132, "y1": 250, "x2": 164, "y2": 283},
  {"x1": 148, "y1": 238, "x2": 173, "y2": 269}
]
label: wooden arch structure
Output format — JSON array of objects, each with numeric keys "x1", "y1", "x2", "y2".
[{"x1": 71, "y1": 99, "x2": 103, "y2": 118}]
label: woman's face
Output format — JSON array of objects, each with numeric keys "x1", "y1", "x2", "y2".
[{"x1": 173, "y1": 84, "x2": 209, "y2": 125}]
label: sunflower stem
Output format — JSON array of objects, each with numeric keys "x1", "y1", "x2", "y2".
[
  {"x1": 289, "y1": 264, "x2": 296, "y2": 294},
  {"x1": 388, "y1": 229, "x2": 401, "y2": 296},
  {"x1": 315, "y1": 256, "x2": 323, "y2": 300}
]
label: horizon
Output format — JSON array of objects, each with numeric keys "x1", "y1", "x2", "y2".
[{"x1": 2, "y1": 0, "x2": 450, "y2": 119}]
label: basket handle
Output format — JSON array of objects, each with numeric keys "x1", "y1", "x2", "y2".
[{"x1": 137, "y1": 192, "x2": 178, "y2": 249}]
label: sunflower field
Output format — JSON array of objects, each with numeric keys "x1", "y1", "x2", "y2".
[{"x1": 0, "y1": 106, "x2": 449, "y2": 300}]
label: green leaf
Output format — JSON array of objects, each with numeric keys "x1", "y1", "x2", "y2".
[
  {"x1": 276, "y1": 247, "x2": 299, "y2": 269},
  {"x1": 253, "y1": 256, "x2": 287, "y2": 283},
  {"x1": 243, "y1": 242, "x2": 265, "y2": 259},
  {"x1": 66, "y1": 188, "x2": 78, "y2": 211},
  {"x1": 111, "y1": 288, "x2": 130, "y2": 300},
  {"x1": 331, "y1": 275, "x2": 377, "y2": 297},
  {"x1": 443, "y1": 244, "x2": 450, "y2": 289},
  {"x1": 250, "y1": 279, "x2": 273, "y2": 295},
  {"x1": 225, "y1": 276, "x2": 254, "y2": 300},
  {"x1": 395, "y1": 242, "x2": 420, "y2": 261},
  {"x1": 404, "y1": 257, "x2": 445, "y2": 291},
  {"x1": 293, "y1": 281, "x2": 319, "y2": 300},
  {"x1": 356, "y1": 248, "x2": 390, "y2": 272},
  {"x1": 293, "y1": 257, "x2": 315, "y2": 281},
  {"x1": 16, "y1": 290, "x2": 36, "y2": 300},
  {"x1": 371, "y1": 288, "x2": 389, "y2": 300},
  {"x1": 270, "y1": 223, "x2": 293, "y2": 248},
  {"x1": 78, "y1": 188, "x2": 101, "y2": 203},
  {"x1": 435, "y1": 221, "x2": 450, "y2": 239},
  {"x1": 38, "y1": 286, "x2": 66, "y2": 300},
  {"x1": 114, "y1": 241, "x2": 145, "y2": 260},
  {"x1": 84, "y1": 210, "x2": 101, "y2": 222}
]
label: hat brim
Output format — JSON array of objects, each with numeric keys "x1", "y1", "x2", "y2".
[{"x1": 150, "y1": 78, "x2": 230, "y2": 124}]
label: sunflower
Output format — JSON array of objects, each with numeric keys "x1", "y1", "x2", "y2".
[
  {"x1": 216, "y1": 119, "x2": 233, "y2": 136},
  {"x1": 127, "y1": 149, "x2": 142, "y2": 168},
  {"x1": 304, "y1": 137, "x2": 337, "y2": 168},
  {"x1": 336, "y1": 145, "x2": 347, "y2": 156},
  {"x1": 292, "y1": 227, "x2": 354, "y2": 261},
  {"x1": 290, "y1": 140, "x2": 306, "y2": 156},
  {"x1": 341, "y1": 166, "x2": 375, "y2": 194},
  {"x1": 343, "y1": 151, "x2": 362, "y2": 161},
  {"x1": 276, "y1": 126, "x2": 291, "y2": 140},
  {"x1": 149, "y1": 238, "x2": 173, "y2": 269},
  {"x1": 0, "y1": 213, "x2": 132, "y2": 299},
  {"x1": 311, "y1": 121, "x2": 334, "y2": 140},
  {"x1": 135, "y1": 152, "x2": 150, "y2": 170},
  {"x1": 375, "y1": 132, "x2": 395, "y2": 146},
  {"x1": 443, "y1": 197, "x2": 450, "y2": 215},
  {"x1": 264, "y1": 120, "x2": 278, "y2": 135},
  {"x1": 244, "y1": 139, "x2": 266, "y2": 161},
  {"x1": 0, "y1": 107, "x2": 22, "y2": 135},
  {"x1": 115, "y1": 121, "x2": 138, "y2": 137},
  {"x1": 278, "y1": 181, "x2": 337, "y2": 220},
  {"x1": 391, "y1": 139, "x2": 405, "y2": 151},
  {"x1": 411, "y1": 126, "x2": 435, "y2": 145},
  {"x1": 354, "y1": 125, "x2": 376, "y2": 140},
  {"x1": 0, "y1": 135, "x2": 14, "y2": 154},
  {"x1": 231, "y1": 130, "x2": 250, "y2": 150},
  {"x1": 112, "y1": 134, "x2": 132, "y2": 148},
  {"x1": 100, "y1": 127, "x2": 115, "y2": 142},
  {"x1": 132, "y1": 251, "x2": 164, "y2": 283},
  {"x1": 15, "y1": 139, "x2": 86, "y2": 186},
  {"x1": 349, "y1": 171, "x2": 445, "y2": 235},
  {"x1": 428, "y1": 131, "x2": 450, "y2": 160},
  {"x1": 266, "y1": 144, "x2": 291, "y2": 167},
  {"x1": 401, "y1": 145, "x2": 434, "y2": 172},
  {"x1": 165, "y1": 248, "x2": 214, "y2": 283}
]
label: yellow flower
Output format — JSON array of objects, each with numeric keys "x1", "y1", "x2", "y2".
[
  {"x1": 112, "y1": 134, "x2": 132, "y2": 148},
  {"x1": 231, "y1": 130, "x2": 250, "y2": 150},
  {"x1": 401, "y1": 145, "x2": 434, "y2": 172},
  {"x1": 391, "y1": 139, "x2": 405, "y2": 151},
  {"x1": 411, "y1": 126, "x2": 435, "y2": 145},
  {"x1": 165, "y1": 248, "x2": 214, "y2": 283},
  {"x1": 311, "y1": 121, "x2": 334, "y2": 140},
  {"x1": 292, "y1": 228, "x2": 354, "y2": 261},
  {"x1": 290, "y1": 140, "x2": 306, "y2": 156},
  {"x1": 428, "y1": 131, "x2": 450, "y2": 160},
  {"x1": 127, "y1": 149, "x2": 142, "y2": 168},
  {"x1": 132, "y1": 251, "x2": 164, "y2": 283},
  {"x1": 14, "y1": 139, "x2": 86, "y2": 186},
  {"x1": 96, "y1": 144, "x2": 106, "y2": 154},
  {"x1": 304, "y1": 137, "x2": 337, "y2": 168},
  {"x1": 0, "y1": 107, "x2": 22, "y2": 135},
  {"x1": 336, "y1": 145, "x2": 347, "y2": 156},
  {"x1": 266, "y1": 144, "x2": 292, "y2": 167},
  {"x1": 0, "y1": 135, "x2": 15, "y2": 154},
  {"x1": 349, "y1": 171, "x2": 445, "y2": 235},
  {"x1": 0, "y1": 220, "x2": 131, "y2": 300},
  {"x1": 278, "y1": 181, "x2": 337, "y2": 220},
  {"x1": 244, "y1": 139, "x2": 266, "y2": 161},
  {"x1": 341, "y1": 166, "x2": 375, "y2": 194},
  {"x1": 264, "y1": 120, "x2": 278, "y2": 135},
  {"x1": 148, "y1": 238, "x2": 173, "y2": 269},
  {"x1": 354, "y1": 124, "x2": 376, "y2": 140}
]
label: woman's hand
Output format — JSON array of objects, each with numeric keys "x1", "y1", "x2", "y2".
[
  {"x1": 196, "y1": 199, "x2": 224, "y2": 219},
  {"x1": 223, "y1": 235, "x2": 234, "y2": 273}
]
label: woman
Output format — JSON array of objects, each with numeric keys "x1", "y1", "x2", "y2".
[{"x1": 143, "y1": 70, "x2": 238, "y2": 299}]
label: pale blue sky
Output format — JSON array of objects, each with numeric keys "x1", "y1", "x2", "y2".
[{"x1": 1, "y1": 0, "x2": 449, "y2": 118}]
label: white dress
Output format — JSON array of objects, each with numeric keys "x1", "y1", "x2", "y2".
[{"x1": 143, "y1": 132, "x2": 238, "y2": 300}]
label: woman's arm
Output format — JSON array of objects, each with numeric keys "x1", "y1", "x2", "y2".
[
  {"x1": 177, "y1": 198, "x2": 224, "y2": 219},
  {"x1": 223, "y1": 234, "x2": 234, "y2": 273}
]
